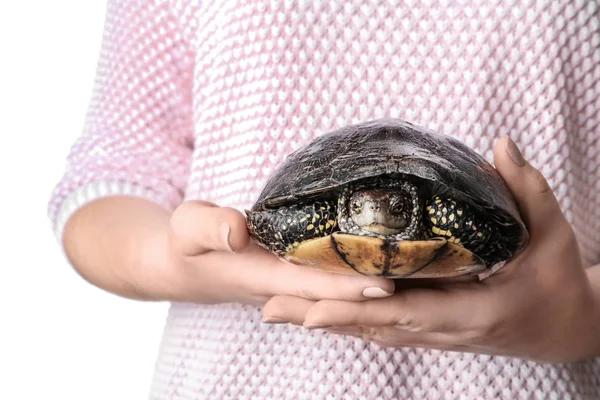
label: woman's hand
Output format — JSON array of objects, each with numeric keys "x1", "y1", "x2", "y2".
[
  {"x1": 262, "y1": 137, "x2": 600, "y2": 363},
  {"x1": 162, "y1": 200, "x2": 395, "y2": 306},
  {"x1": 64, "y1": 196, "x2": 394, "y2": 307}
]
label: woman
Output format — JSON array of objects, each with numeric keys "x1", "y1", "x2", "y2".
[{"x1": 49, "y1": 1, "x2": 600, "y2": 398}]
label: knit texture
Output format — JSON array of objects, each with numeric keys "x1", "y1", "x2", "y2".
[{"x1": 48, "y1": 0, "x2": 600, "y2": 398}]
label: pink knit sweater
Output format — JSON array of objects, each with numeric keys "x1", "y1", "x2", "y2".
[{"x1": 49, "y1": 1, "x2": 600, "y2": 398}]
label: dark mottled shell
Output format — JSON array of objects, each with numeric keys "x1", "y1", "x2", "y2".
[{"x1": 252, "y1": 118, "x2": 527, "y2": 247}]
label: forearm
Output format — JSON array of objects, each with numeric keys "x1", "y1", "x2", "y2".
[{"x1": 62, "y1": 196, "x2": 175, "y2": 301}]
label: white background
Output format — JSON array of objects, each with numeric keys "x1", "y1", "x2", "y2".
[{"x1": 0, "y1": 2, "x2": 169, "y2": 399}]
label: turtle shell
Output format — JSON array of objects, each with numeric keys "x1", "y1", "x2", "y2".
[{"x1": 249, "y1": 118, "x2": 529, "y2": 278}]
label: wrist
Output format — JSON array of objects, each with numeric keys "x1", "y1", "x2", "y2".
[
  {"x1": 586, "y1": 264, "x2": 600, "y2": 358},
  {"x1": 125, "y1": 215, "x2": 179, "y2": 302}
]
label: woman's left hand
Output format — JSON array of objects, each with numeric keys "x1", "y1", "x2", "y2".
[{"x1": 261, "y1": 137, "x2": 600, "y2": 363}]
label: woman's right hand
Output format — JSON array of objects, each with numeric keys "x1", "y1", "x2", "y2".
[{"x1": 164, "y1": 201, "x2": 395, "y2": 306}]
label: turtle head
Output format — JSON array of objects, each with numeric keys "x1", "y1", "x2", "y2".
[
  {"x1": 338, "y1": 179, "x2": 422, "y2": 239},
  {"x1": 348, "y1": 189, "x2": 411, "y2": 235}
]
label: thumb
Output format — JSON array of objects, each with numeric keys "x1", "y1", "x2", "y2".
[
  {"x1": 493, "y1": 137, "x2": 566, "y2": 237},
  {"x1": 170, "y1": 200, "x2": 251, "y2": 255}
]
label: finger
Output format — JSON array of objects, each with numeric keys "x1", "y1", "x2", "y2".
[
  {"x1": 493, "y1": 137, "x2": 566, "y2": 236},
  {"x1": 325, "y1": 326, "x2": 456, "y2": 349},
  {"x1": 304, "y1": 288, "x2": 484, "y2": 334},
  {"x1": 325, "y1": 326, "x2": 514, "y2": 357},
  {"x1": 170, "y1": 200, "x2": 250, "y2": 255},
  {"x1": 196, "y1": 243, "x2": 395, "y2": 303},
  {"x1": 262, "y1": 295, "x2": 315, "y2": 325},
  {"x1": 262, "y1": 260, "x2": 396, "y2": 301}
]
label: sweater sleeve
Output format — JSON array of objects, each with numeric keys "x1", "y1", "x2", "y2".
[{"x1": 47, "y1": 0, "x2": 194, "y2": 243}]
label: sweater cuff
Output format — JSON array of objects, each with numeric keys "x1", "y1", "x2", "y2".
[{"x1": 52, "y1": 181, "x2": 182, "y2": 251}]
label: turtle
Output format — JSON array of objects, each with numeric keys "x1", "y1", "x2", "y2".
[{"x1": 245, "y1": 118, "x2": 529, "y2": 279}]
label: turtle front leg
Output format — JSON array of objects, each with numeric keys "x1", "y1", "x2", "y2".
[
  {"x1": 424, "y1": 195, "x2": 494, "y2": 259},
  {"x1": 246, "y1": 200, "x2": 338, "y2": 256}
]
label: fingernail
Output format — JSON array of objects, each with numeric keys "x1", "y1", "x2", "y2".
[
  {"x1": 220, "y1": 222, "x2": 233, "y2": 252},
  {"x1": 362, "y1": 287, "x2": 393, "y2": 298},
  {"x1": 505, "y1": 137, "x2": 526, "y2": 167},
  {"x1": 262, "y1": 316, "x2": 286, "y2": 324}
]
